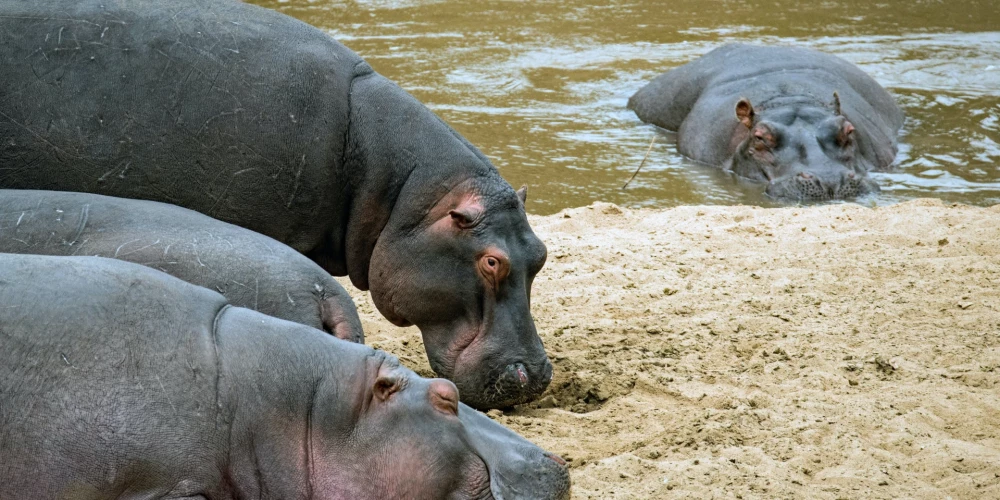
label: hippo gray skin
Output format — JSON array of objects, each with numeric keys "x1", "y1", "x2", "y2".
[
  {"x1": 0, "y1": 0, "x2": 549, "y2": 409},
  {"x1": 0, "y1": 253, "x2": 570, "y2": 500},
  {"x1": 0, "y1": 189, "x2": 365, "y2": 343},
  {"x1": 628, "y1": 44, "x2": 905, "y2": 200},
  {"x1": 0, "y1": 190, "x2": 568, "y2": 499}
]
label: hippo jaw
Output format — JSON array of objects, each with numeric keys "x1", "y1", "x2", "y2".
[
  {"x1": 368, "y1": 179, "x2": 552, "y2": 410},
  {"x1": 458, "y1": 403, "x2": 571, "y2": 500},
  {"x1": 727, "y1": 97, "x2": 882, "y2": 201}
]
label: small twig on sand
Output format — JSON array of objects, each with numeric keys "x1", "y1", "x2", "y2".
[{"x1": 622, "y1": 134, "x2": 657, "y2": 190}]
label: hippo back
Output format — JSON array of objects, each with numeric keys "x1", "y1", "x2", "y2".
[
  {"x1": 0, "y1": 0, "x2": 363, "y2": 251},
  {"x1": 0, "y1": 254, "x2": 229, "y2": 498},
  {"x1": 0, "y1": 189, "x2": 363, "y2": 341},
  {"x1": 628, "y1": 44, "x2": 905, "y2": 168}
]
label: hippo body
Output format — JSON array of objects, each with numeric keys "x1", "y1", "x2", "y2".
[
  {"x1": 0, "y1": 254, "x2": 570, "y2": 500},
  {"x1": 0, "y1": 0, "x2": 549, "y2": 409},
  {"x1": 0, "y1": 189, "x2": 363, "y2": 343},
  {"x1": 629, "y1": 44, "x2": 905, "y2": 200}
]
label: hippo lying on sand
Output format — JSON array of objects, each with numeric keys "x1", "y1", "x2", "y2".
[
  {"x1": 0, "y1": 189, "x2": 364, "y2": 343},
  {"x1": 629, "y1": 44, "x2": 904, "y2": 200},
  {"x1": 0, "y1": 0, "x2": 549, "y2": 409},
  {"x1": 0, "y1": 254, "x2": 570, "y2": 500}
]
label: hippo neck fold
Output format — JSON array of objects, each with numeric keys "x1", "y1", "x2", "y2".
[
  {"x1": 335, "y1": 65, "x2": 505, "y2": 291},
  {"x1": 216, "y1": 307, "x2": 378, "y2": 499}
]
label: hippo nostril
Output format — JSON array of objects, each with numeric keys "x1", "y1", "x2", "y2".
[
  {"x1": 505, "y1": 363, "x2": 529, "y2": 387},
  {"x1": 544, "y1": 452, "x2": 568, "y2": 467}
]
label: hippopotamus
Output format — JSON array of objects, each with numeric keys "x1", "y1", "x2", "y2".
[
  {"x1": 0, "y1": 0, "x2": 549, "y2": 409},
  {"x1": 0, "y1": 253, "x2": 570, "y2": 500},
  {"x1": 628, "y1": 44, "x2": 905, "y2": 200},
  {"x1": 0, "y1": 189, "x2": 365, "y2": 343},
  {"x1": 0, "y1": 189, "x2": 364, "y2": 343}
]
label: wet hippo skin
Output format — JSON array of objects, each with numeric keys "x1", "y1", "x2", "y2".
[
  {"x1": 0, "y1": 254, "x2": 571, "y2": 500},
  {"x1": 629, "y1": 44, "x2": 905, "y2": 200},
  {"x1": 0, "y1": 0, "x2": 550, "y2": 410}
]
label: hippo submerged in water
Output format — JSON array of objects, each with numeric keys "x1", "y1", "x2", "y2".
[
  {"x1": 0, "y1": 0, "x2": 549, "y2": 409},
  {"x1": 0, "y1": 189, "x2": 364, "y2": 343},
  {"x1": 629, "y1": 44, "x2": 905, "y2": 200},
  {"x1": 0, "y1": 253, "x2": 571, "y2": 500}
]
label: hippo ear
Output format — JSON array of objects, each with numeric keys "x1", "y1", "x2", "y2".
[
  {"x1": 449, "y1": 198, "x2": 484, "y2": 229},
  {"x1": 374, "y1": 375, "x2": 402, "y2": 402},
  {"x1": 428, "y1": 379, "x2": 460, "y2": 416},
  {"x1": 833, "y1": 91, "x2": 843, "y2": 116},
  {"x1": 516, "y1": 185, "x2": 528, "y2": 204},
  {"x1": 735, "y1": 98, "x2": 755, "y2": 128}
]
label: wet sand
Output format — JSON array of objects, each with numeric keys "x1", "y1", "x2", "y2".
[{"x1": 339, "y1": 199, "x2": 1000, "y2": 498}]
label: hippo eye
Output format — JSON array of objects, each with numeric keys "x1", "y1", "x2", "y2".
[
  {"x1": 478, "y1": 253, "x2": 510, "y2": 291},
  {"x1": 752, "y1": 127, "x2": 775, "y2": 150}
]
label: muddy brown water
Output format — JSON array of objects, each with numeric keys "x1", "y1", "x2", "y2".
[{"x1": 252, "y1": 0, "x2": 1000, "y2": 214}]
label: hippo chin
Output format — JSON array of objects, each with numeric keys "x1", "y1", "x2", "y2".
[
  {"x1": 628, "y1": 44, "x2": 905, "y2": 201},
  {"x1": 0, "y1": 0, "x2": 550, "y2": 409},
  {"x1": 0, "y1": 253, "x2": 570, "y2": 500}
]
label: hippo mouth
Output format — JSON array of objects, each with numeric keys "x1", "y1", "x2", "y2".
[{"x1": 765, "y1": 171, "x2": 880, "y2": 201}]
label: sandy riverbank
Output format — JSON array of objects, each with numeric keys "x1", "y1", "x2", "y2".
[{"x1": 339, "y1": 198, "x2": 1000, "y2": 499}]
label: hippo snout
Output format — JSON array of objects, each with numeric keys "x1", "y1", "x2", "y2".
[
  {"x1": 488, "y1": 438, "x2": 571, "y2": 500},
  {"x1": 501, "y1": 361, "x2": 553, "y2": 389},
  {"x1": 465, "y1": 358, "x2": 553, "y2": 410},
  {"x1": 766, "y1": 169, "x2": 880, "y2": 201}
]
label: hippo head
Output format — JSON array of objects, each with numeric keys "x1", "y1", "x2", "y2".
[
  {"x1": 318, "y1": 356, "x2": 569, "y2": 499},
  {"x1": 317, "y1": 357, "x2": 492, "y2": 498},
  {"x1": 369, "y1": 179, "x2": 550, "y2": 410},
  {"x1": 726, "y1": 93, "x2": 880, "y2": 200}
]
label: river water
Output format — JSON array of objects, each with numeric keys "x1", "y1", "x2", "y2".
[{"x1": 252, "y1": 0, "x2": 1000, "y2": 214}]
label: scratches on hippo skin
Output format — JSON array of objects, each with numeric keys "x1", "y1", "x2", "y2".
[
  {"x1": 155, "y1": 374, "x2": 179, "y2": 416},
  {"x1": 286, "y1": 154, "x2": 306, "y2": 208},
  {"x1": 115, "y1": 239, "x2": 161, "y2": 258},
  {"x1": 208, "y1": 167, "x2": 260, "y2": 215},
  {"x1": 0, "y1": 109, "x2": 81, "y2": 161},
  {"x1": 113, "y1": 238, "x2": 142, "y2": 258},
  {"x1": 62, "y1": 203, "x2": 89, "y2": 246}
]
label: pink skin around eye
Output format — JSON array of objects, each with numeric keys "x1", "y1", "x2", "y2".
[{"x1": 478, "y1": 250, "x2": 509, "y2": 289}]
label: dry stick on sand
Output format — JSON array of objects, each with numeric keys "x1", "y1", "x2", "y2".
[{"x1": 622, "y1": 134, "x2": 657, "y2": 189}]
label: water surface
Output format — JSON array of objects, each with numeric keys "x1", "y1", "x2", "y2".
[{"x1": 253, "y1": 0, "x2": 1000, "y2": 213}]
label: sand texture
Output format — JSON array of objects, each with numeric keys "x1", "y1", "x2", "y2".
[{"x1": 338, "y1": 198, "x2": 1000, "y2": 499}]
